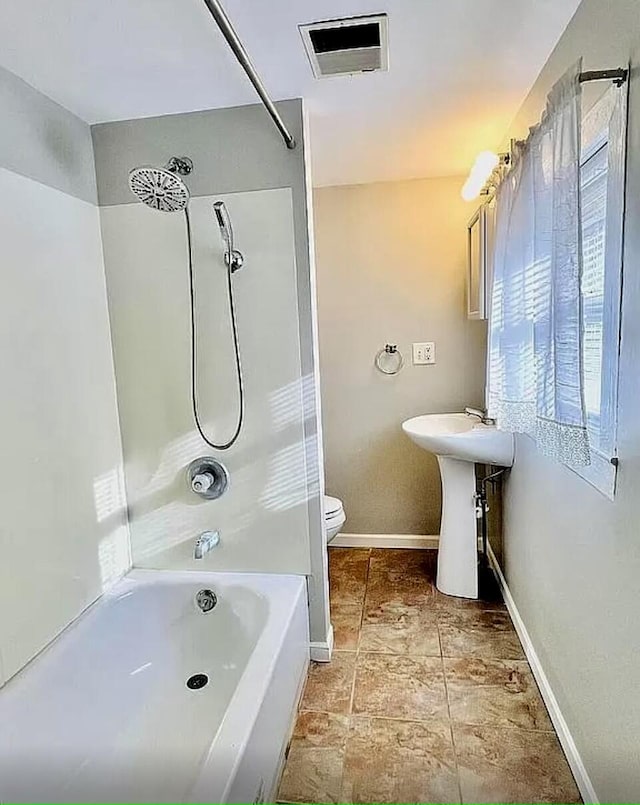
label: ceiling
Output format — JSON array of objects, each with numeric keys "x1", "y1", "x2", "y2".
[{"x1": 0, "y1": 0, "x2": 581, "y2": 186}]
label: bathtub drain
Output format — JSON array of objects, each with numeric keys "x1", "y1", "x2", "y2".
[{"x1": 186, "y1": 673, "x2": 209, "y2": 690}]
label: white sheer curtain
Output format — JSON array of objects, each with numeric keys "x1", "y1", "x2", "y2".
[{"x1": 488, "y1": 60, "x2": 591, "y2": 467}]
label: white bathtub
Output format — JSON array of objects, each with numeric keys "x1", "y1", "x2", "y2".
[{"x1": 0, "y1": 570, "x2": 309, "y2": 803}]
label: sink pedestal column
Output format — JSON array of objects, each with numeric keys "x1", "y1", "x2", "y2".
[{"x1": 436, "y1": 456, "x2": 478, "y2": 599}]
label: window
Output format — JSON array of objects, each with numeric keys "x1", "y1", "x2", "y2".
[
  {"x1": 576, "y1": 83, "x2": 627, "y2": 497},
  {"x1": 487, "y1": 65, "x2": 627, "y2": 479}
]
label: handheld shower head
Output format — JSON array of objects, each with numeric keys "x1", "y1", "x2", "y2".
[
  {"x1": 213, "y1": 201, "x2": 244, "y2": 272},
  {"x1": 128, "y1": 156, "x2": 193, "y2": 213},
  {"x1": 213, "y1": 201, "x2": 234, "y2": 252}
]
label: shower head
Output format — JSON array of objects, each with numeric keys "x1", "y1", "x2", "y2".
[
  {"x1": 213, "y1": 201, "x2": 244, "y2": 272},
  {"x1": 213, "y1": 201, "x2": 234, "y2": 252},
  {"x1": 128, "y1": 156, "x2": 193, "y2": 213}
]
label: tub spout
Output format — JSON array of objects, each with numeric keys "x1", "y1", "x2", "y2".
[{"x1": 194, "y1": 530, "x2": 220, "y2": 559}]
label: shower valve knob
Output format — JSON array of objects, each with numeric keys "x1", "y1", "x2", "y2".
[
  {"x1": 192, "y1": 473, "x2": 214, "y2": 493},
  {"x1": 187, "y1": 457, "x2": 230, "y2": 500}
]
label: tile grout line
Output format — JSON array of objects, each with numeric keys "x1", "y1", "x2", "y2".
[
  {"x1": 354, "y1": 550, "x2": 369, "y2": 658},
  {"x1": 296, "y1": 706, "x2": 559, "y2": 733},
  {"x1": 338, "y1": 549, "x2": 369, "y2": 805},
  {"x1": 338, "y1": 714, "x2": 355, "y2": 804},
  {"x1": 346, "y1": 549, "x2": 368, "y2": 712},
  {"x1": 439, "y1": 624, "x2": 465, "y2": 805}
]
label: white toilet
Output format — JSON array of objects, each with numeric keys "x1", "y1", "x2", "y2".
[{"x1": 324, "y1": 495, "x2": 346, "y2": 543}]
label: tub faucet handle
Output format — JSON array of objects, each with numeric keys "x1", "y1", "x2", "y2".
[{"x1": 194, "y1": 530, "x2": 220, "y2": 560}]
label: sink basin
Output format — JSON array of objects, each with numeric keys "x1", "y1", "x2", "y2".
[
  {"x1": 402, "y1": 413, "x2": 514, "y2": 466},
  {"x1": 402, "y1": 412, "x2": 514, "y2": 600}
]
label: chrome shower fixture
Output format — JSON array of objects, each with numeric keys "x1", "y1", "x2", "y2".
[
  {"x1": 164, "y1": 156, "x2": 194, "y2": 176},
  {"x1": 213, "y1": 201, "x2": 244, "y2": 272},
  {"x1": 127, "y1": 160, "x2": 246, "y2": 451},
  {"x1": 128, "y1": 156, "x2": 193, "y2": 213}
]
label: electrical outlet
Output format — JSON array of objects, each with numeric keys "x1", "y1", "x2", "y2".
[{"x1": 412, "y1": 342, "x2": 435, "y2": 365}]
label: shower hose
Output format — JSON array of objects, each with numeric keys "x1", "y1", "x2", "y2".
[{"x1": 184, "y1": 207, "x2": 244, "y2": 450}]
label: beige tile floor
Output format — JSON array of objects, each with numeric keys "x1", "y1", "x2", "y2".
[{"x1": 277, "y1": 548, "x2": 581, "y2": 804}]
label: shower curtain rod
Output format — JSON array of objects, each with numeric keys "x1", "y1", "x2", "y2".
[
  {"x1": 579, "y1": 68, "x2": 628, "y2": 86},
  {"x1": 200, "y1": 0, "x2": 296, "y2": 150}
]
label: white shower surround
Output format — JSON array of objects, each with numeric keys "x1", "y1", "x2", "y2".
[
  {"x1": 0, "y1": 164, "x2": 129, "y2": 683},
  {"x1": 0, "y1": 570, "x2": 309, "y2": 803},
  {"x1": 99, "y1": 188, "x2": 313, "y2": 574}
]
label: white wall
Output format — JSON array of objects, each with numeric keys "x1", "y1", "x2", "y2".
[
  {"x1": 99, "y1": 189, "x2": 311, "y2": 572},
  {"x1": 495, "y1": 1, "x2": 640, "y2": 800},
  {"x1": 0, "y1": 164, "x2": 128, "y2": 683},
  {"x1": 315, "y1": 177, "x2": 486, "y2": 535}
]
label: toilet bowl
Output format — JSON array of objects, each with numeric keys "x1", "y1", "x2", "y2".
[{"x1": 324, "y1": 495, "x2": 346, "y2": 543}]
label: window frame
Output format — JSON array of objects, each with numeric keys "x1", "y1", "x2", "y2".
[{"x1": 571, "y1": 82, "x2": 628, "y2": 499}]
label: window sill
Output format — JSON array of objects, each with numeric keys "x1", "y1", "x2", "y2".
[
  {"x1": 521, "y1": 432, "x2": 617, "y2": 499},
  {"x1": 566, "y1": 448, "x2": 617, "y2": 500}
]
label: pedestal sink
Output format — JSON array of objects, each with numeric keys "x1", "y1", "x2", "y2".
[{"x1": 402, "y1": 413, "x2": 514, "y2": 599}]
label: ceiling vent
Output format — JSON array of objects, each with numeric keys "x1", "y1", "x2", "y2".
[{"x1": 299, "y1": 14, "x2": 389, "y2": 79}]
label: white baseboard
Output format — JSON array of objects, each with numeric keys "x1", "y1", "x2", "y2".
[
  {"x1": 309, "y1": 623, "x2": 334, "y2": 662},
  {"x1": 487, "y1": 545, "x2": 599, "y2": 804},
  {"x1": 330, "y1": 533, "x2": 439, "y2": 549}
]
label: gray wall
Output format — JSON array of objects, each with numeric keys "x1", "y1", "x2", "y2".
[
  {"x1": 93, "y1": 101, "x2": 305, "y2": 205},
  {"x1": 0, "y1": 64, "x2": 96, "y2": 203},
  {"x1": 92, "y1": 100, "x2": 330, "y2": 644},
  {"x1": 315, "y1": 177, "x2": 486, "y2": 535},
  {"x1": 497, "y1": 1, "x2": 640, "y2": 800},
  {"x1": 0, "y1": 65, "x2": 128, "y2": 684}
]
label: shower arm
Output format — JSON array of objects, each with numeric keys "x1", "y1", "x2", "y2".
[{"x1": 200, "y1": 0, "x2": 296, "y2": 150}]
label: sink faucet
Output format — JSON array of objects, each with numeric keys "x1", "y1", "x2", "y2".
[
  {"x1": 465, "y1": 407, "x2": 496, "y2": 425},
  {"x1": 194, "y1": 530, "x2": 220, "y2": 559}
]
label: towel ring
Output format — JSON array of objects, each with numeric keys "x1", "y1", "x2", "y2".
[{"x1": 375, "y1": 344, "x2": 404, "y2": 375}]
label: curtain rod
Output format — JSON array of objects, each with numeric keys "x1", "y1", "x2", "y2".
[
  {"x1": 579, "y1": 68, "x2": 628, "y2": 87},
  {"x1": 200, "y1": 0, "x2": 296, "y2": 150},
  {"x1": 479, "y1": 66, "x2": 628, "y2": 198}
]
